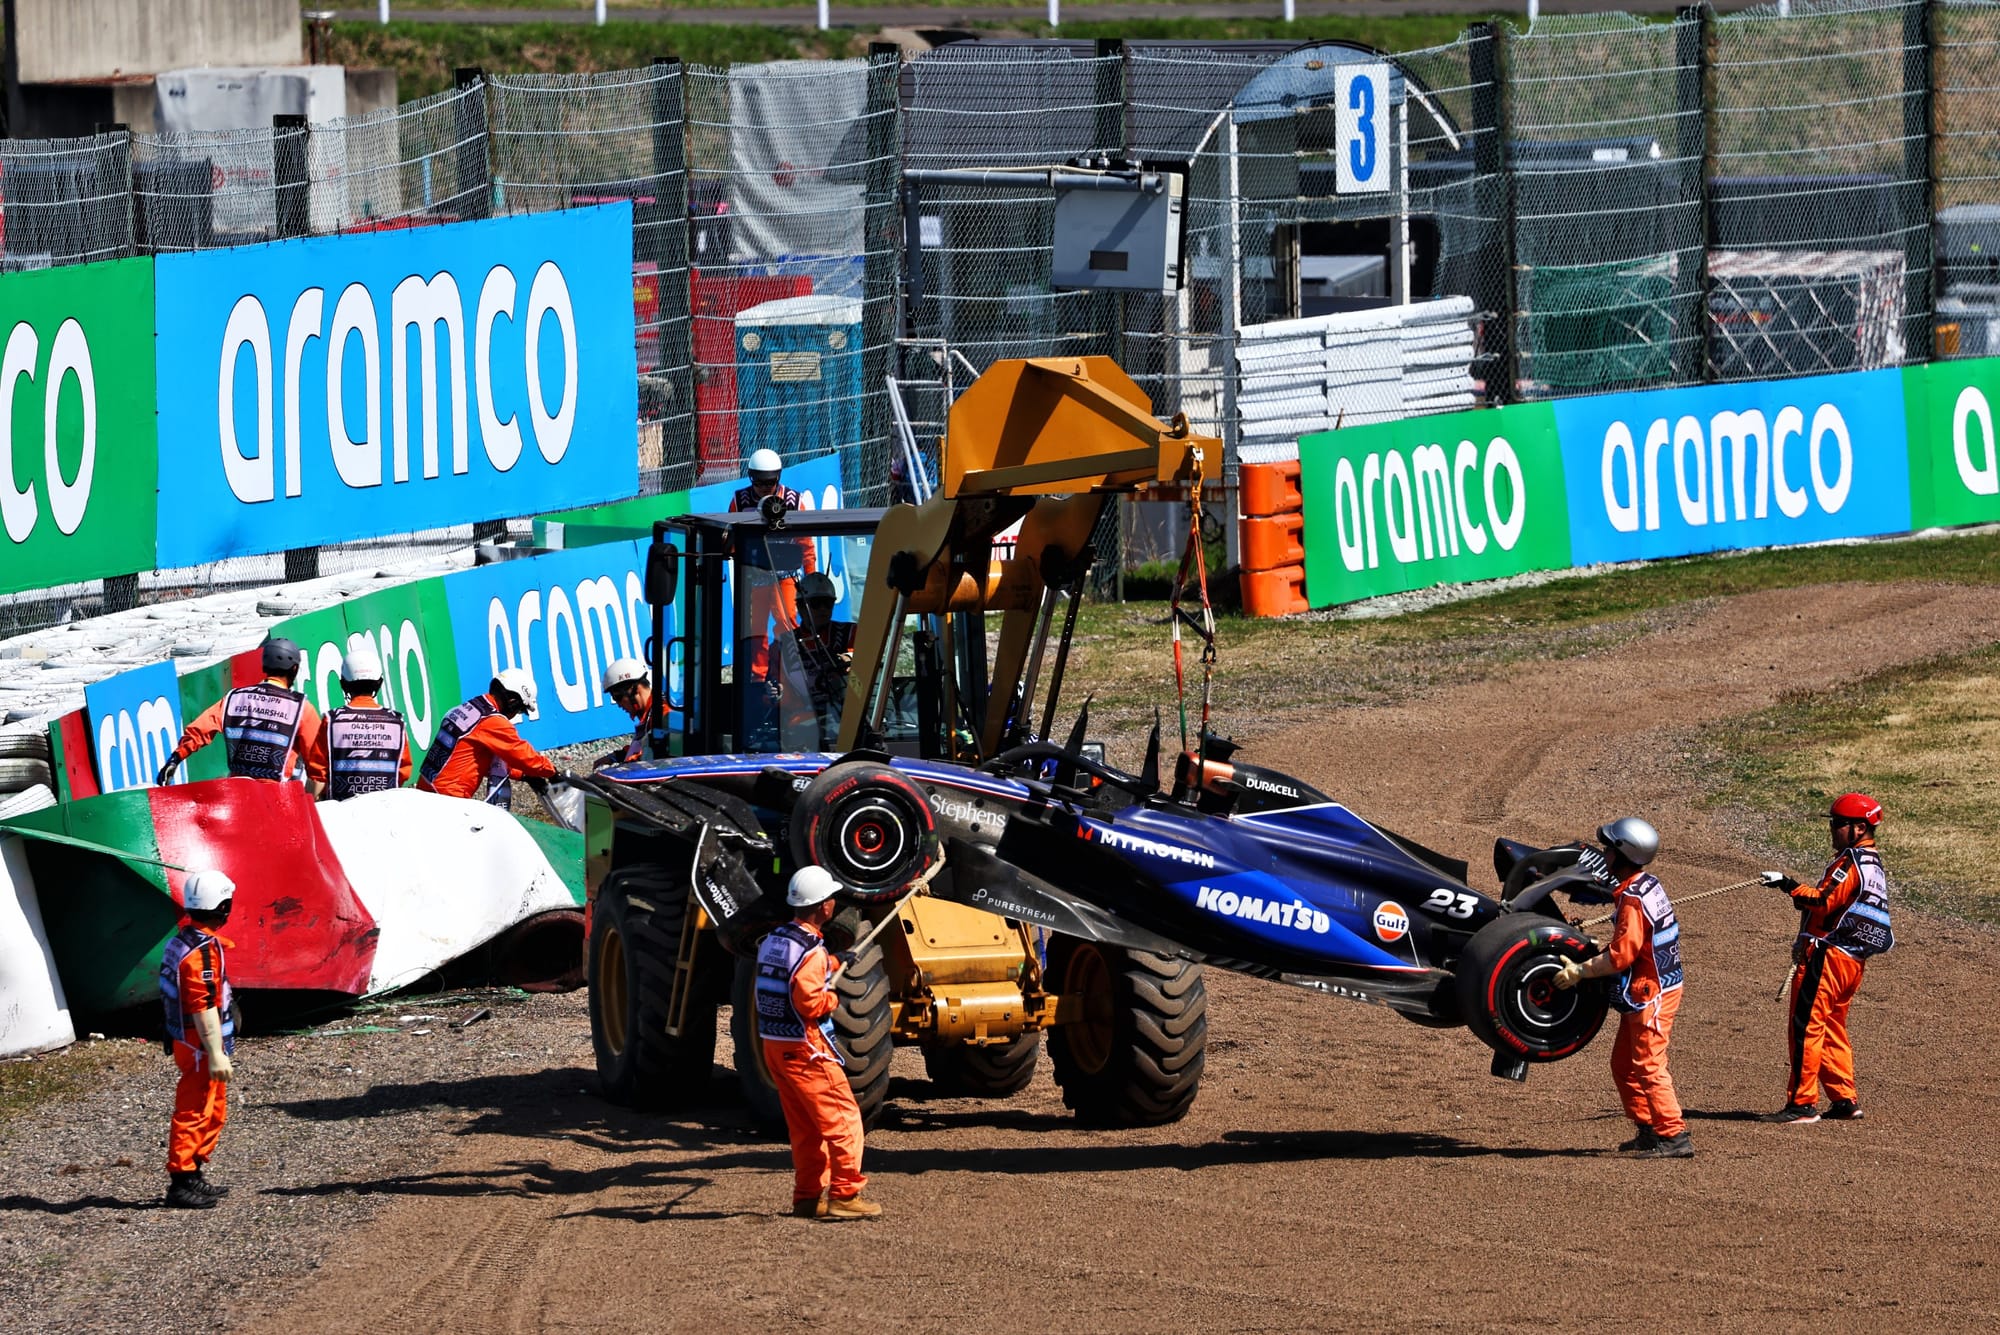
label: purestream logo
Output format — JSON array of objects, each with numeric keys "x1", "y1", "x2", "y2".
[
  {"x1": 1089, "y1": 826, "x2": 1218, "y2": 870},
  {"x1": 1328, "y1": 436, "x2": 1527, "y2": 573},
  {"x1": 1598, "y1": 403, "x2": 1853, "y2": 533},
  {"x1": 969, "y1": 886, "x2": 1057, "y2": 925},
  {"x1": 1195, "y1": 886, "x2": 1332, "y2": 935}
]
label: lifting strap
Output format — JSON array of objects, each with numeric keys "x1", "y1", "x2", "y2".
[{"x1": 1169, "y1": 486, "x2": 1218, "y2": 759}]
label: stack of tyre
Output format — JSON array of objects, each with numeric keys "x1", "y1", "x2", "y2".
[{"x1": 0, "y1": 726, "x2": 57, "y2": 820}]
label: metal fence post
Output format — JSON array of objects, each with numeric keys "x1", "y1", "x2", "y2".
[
  {"x1": 1676, "y1": 6, "x2": 1714, "y2": 385},
  {"x1": 454, "y1": 67, "x2": 491, "y2": 222},
  {"x1": 272, "y1": 113, "x2": 321, "y2": 582},
  {"x1": 649, "y1": 56, "x2": 691, "y2": 470},
  {"x1": 1469, "y1": 22, "x2": 1517, "y2": 405},
  {"x1": 1906, "y1": 0, "x2": 1937, "y2": 363},
  {"x1": 1093, "y1": 39, "x2": 1127, "y2": 369},
  {"x1": 864, "y1": 44, "x2": 902, "y2": 505}
]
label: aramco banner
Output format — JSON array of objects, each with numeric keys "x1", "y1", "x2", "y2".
[
  {"x1": 0, "y1": 258, "x2": 157, "y2": 596},
  {"x1": 1298, "y1": 402, "x2": 1574, "y2": 605},
  {"x1": 1905, "y1": 357, "x2": 2000, "y2": 529},
  {"x1": 153, "y1": 205, "x2": 640, "y2": 566}
]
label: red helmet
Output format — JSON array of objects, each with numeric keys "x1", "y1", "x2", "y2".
[{"x1": 1829, "y1": 793, "x2": 1883, "y2": 826}]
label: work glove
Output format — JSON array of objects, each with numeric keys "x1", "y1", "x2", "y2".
[
  {"x1": 192, "y1": 1009, "x2": 232, "y2": 1084},
  {"x1": 155, "y1": 759, "x2": 178, "y2": 788},
  {"x1": 1552, "y1": 959, "x2": 1588, "y2": 991},
  {"x1": 1760, "y1": 871, "x2": 1800, "y2": 892}
]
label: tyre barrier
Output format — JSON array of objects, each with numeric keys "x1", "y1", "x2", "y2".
[{"x1": 1238, "y1": 461, "x2": 1309, "y2": 618}]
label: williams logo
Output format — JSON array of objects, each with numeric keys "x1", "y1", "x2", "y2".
[
  {"x1": 1196, "y1": 885, "x2": 1331, "y2": 935},
  {"x1": 1088, "y1": 825, "x2": 1218, "y2": 869},
  {"x1": 1372, "y1": 901, "x2": 1409, "y2": 943}
]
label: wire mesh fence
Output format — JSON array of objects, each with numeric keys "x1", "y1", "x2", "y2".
[
  {"x1": 488, "y1": 65, "x2": 692, "y2": 493},
  {"x1": 13, "y1": 9, "x2": 2000, "y2": 627}
]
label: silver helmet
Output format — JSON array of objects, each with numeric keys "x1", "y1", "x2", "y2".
[{"x1": 1596, "y1": 816, "x2": 1660, "y2": 867}]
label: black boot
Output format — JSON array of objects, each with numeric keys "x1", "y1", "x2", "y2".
[
  {"x1": 1640, "y1": 1130, "x2": 1694, "y2": 1159},
  {"x1": 166, "y1": 1172, "x2": 218, "y2": 1209},
  {"x1": 191, "y1": 1170, "x2": 230, "y2": 1199}
]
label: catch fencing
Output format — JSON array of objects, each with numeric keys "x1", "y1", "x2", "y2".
[{"x1": 7, "y1": 2, "x2": 2000, "y2": 625}]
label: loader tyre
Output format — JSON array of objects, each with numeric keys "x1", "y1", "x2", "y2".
[
  {"x1": 729, "y1": 933, "x2": 894, "y2": 1133},
  {"x1": 1455, "y1": 913, "x2": 1608, "y2": 1062},
  {"x1": 922, "y1": 1031, "x2": 1041, "y2": 1098},
  {"x1": 1048, "y1": 939, "x2": 1205, "y2": 1127},
  {"x1": 790, "y1": 762, "x2": 939, "y2": 904},
  {"x1": 589, "y1": 863, "x2": 719, "y2": 1110}
]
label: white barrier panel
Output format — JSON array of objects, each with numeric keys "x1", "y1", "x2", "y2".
[{"x1": 0, "y1": 834, "x2": 76, "y2": 1057}]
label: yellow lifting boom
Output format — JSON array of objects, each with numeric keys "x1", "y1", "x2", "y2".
[{"x1": 837, "y1": 356, "x2": 1215, "y2": 757}]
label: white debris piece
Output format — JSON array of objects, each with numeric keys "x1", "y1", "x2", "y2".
[{"x1": 0, "y1": 834, "x2": 76, "y2": 1058}]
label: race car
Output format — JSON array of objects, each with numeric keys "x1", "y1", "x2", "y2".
[{"x1": 574, "y1": 721, "x2": 1622, "y2": 1126}]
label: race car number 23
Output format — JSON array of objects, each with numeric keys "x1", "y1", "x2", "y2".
[{"x1": 1423, "y1": 888, "x2": 1478, "y2": 919}]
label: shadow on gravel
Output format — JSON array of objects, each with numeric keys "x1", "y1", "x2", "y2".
[
  {"x1": 870, "y1": 1127, "x2": 1599, "y2": 1174},
  {"x1": 259, "y1": 1148, "x2": 783, "y2": 1215},
  {"x1": 1682, "y1": 1108, "x2": 1768, "y2": 1122},
  {"x1": 0, "y1": 1193, "x2": 162, "y2": 1214}
]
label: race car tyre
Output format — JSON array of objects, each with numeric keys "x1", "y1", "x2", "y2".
[
  {"x1": 1048, "y1": 939, "x2": 1205, "y2": 1127},
  {"x1": 0, "y1": 758, "x2": 53, "y2": 794},
  {"x1": 921, "y1": 1031, "x2": 1041, "y2": 1098},
  {"x1": 0, "y1": 729, "x2": 52, "y2": 762},
  {"x1": 1454, "y1": 914, "x2": 1609, "y2": 1062},
  {"x1": 588, "y1": 862, "x2": 720, "y2": 1110},
  {"x1": 790, "y1": 762, "x2": 940, "y2": 904},
  {"x1": 729, "y1": 933, "x2": 894, "y2": 1133}
]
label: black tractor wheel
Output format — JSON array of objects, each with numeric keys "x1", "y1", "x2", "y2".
[
  {"x1": 1454, "y1": 914, "x2": 1609, "y2": 1062},
  {"x1": 922, "y1": 1031, "x2": 1042, "y2": 1098},
  {"x1": 1047, "y1": 939, "x2": 1205, "y2": 1127},
  {"x1": 729, "y1": 934, "x2": 895, "y2": 1132},
  {"x1": 588, "y1": 863, "x2": 720, "y2": 1109},
  {"x1": 790, "y1": 763, "x2": 939, "y2": 904}
]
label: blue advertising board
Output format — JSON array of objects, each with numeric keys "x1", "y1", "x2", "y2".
[
  {"x1": 84, "y1": 660, "x2": 184, "y2": 792},
  {"x1": 1553, "y1": 369, "x2": 1913, "y2": 565},
  {"x1": 154, "y1": 206, "x2": 640, "y2": 566},
  {"x1": 442, "y1": 539, "x2": 652, "y2": 751}
]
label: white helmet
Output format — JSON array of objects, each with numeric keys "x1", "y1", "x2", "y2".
[
  {"x1": 787, "y1": 865, "x2": 842, "y2": 908},
  {"x1": 492, "y1": 667, "x2": 538, "y2": 717},
  {"x1": 183, "y1": 870, "x2": 236, "y2": 913},
  {"x1": 602, "y1": 657, "x2": 649, "y2": 694},
  {"x1": 747, "y1": 448, "x2": 783, "y2": 481},
  {"x1": 340, "y1": 641, "x2": 384, "y2": 687}
]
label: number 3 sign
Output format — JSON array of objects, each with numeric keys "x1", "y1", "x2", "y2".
[{"x1": 1335, "y1": 63, "x2": 1392, "y2": 195}]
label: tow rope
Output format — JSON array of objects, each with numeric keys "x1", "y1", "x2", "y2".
[
  {"x1": 1577, "y1": 875, "x2": 1763, "y2": 929},
  {"x1": 1168, "y1": 486, "x2": 1217, "y2": 759}
]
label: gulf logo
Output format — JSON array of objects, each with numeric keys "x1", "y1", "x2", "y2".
[{"x1": 1373, "y1": 901, "x2": 1410, "y2": 943}]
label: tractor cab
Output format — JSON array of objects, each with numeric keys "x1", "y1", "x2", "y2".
[{"x1": 646, "y1": 508, "x2": 993, "y2": 761}]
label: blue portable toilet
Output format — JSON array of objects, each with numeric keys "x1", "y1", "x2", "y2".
[{"x1": 734, "y1": 294, "x2": 864, "y2": 487}]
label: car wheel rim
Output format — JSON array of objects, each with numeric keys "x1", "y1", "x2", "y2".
[
  {"x1": 1509, "y1": 955, "x2": 1581, "y2": 1036},
  {"x1": 1064, "y1": 945, "x2": 1114, "y2": 1076},
  {"x1": 597, "y1": 924, "x2": 628, "y2": 1057},
  {"x1": 833, "y1": 795, "x2": 912, "y2": 883}
]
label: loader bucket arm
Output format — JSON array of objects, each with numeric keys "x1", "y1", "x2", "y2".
[{"x1": 835, "y1": 357, "x2": 1214, "y2": 757}]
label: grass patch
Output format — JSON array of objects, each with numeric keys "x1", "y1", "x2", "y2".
[
  {"x1": 1065, "y1": 530, "x2": 2000, "y2": 754},
  {"x1": 1697, "y1": 643, "x2": 2000, "y2": 927},
  {"x1": 0, "y1": 1042, "x2": 150, "y2": 1128}
]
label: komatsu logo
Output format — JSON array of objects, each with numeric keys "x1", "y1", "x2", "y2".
[
  {"x1": 1090, "y1": 826, "x2": 1217, "y2": 869},
  {"x1": 1196, "y1": 886, "x2": 1332, "y2": 935}
]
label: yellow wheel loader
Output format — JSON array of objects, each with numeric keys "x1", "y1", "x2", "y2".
[{"x1": 579, "y1": 357, "x2": 1216, "y2": 1129}]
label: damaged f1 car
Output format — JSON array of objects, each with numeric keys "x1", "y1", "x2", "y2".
[{"x1": 575, "y1": 355, "x2": 1619, "y2": 1132}]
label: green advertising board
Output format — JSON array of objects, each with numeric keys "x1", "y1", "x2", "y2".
[
  {"x1": 1904, "y1": 359, "x2": 2000, "y2": 529},
  {"x1": 0, "y1": 258, "x2": 157, "y2": 595},
  {"x1": 275, "y1": 577, "x2": 463, "y2": 755},
  {"x1": 1298, "y1": 402, "x2": 1573, "y2": 608},
  {"x1": 532, "y1": 487, "x2": 695, "y2": 550}
]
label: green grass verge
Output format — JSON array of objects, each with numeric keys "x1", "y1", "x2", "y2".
[
  {"x1": 1068, "y1": 529, "x2": 2000, "y2": 740},
  {"x1": 1697, "y1": 642, "x2": 2000, "y2": 928},
  {"x1": 0, "y1": 1041, "x2": 150, "y2": 1128}
]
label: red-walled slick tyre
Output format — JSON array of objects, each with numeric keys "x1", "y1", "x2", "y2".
[{"x1": 1454, "y1": 914, "x2": 1608, "y2": 1062}]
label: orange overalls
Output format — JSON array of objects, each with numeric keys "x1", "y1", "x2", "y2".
[
  {"x1": 414, "y1": 694, "x2": 558, "y2": 801},
  {"x1": 162, "y1": 927, "x2": 233, "y2": 1174},
  {"x1": 1785, "y1": 839, "x2": 1893, "y2": 1107},
  {"x1": 755, "y1": 921, "x2": 866, "y2": 1207},
  {"x1": 169, "y1": 684, "x2": 325, "y2": 785},
  {"x1": 729, "y1": 486, "x2": 817, "y2": 683},
  {"x1": 1604, "y1": 871, "x2": 1686, "y2": 1139}
]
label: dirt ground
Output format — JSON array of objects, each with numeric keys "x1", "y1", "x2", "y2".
[{"x1": 8, "y1": 579, "x2": 2000, "y2": 1332}]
